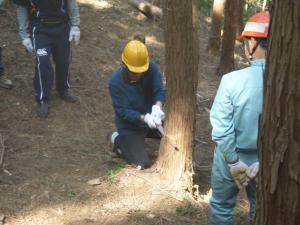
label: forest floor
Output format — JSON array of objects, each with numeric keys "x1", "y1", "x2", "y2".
[{"x1": 0, "y1": 1, "x2": 249, "y2": 224}]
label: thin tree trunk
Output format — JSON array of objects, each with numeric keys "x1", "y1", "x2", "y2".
[
  {"x1": 216, "y1": 0, "x2": 238, "y2": 76},
  {"x1": 236, "y1": 0, "x2": 245, "y2": 41},
  {"x1": 262, "y1": 0, "x2": 268, "y2": 11},
  {"x1": 0, "y1": 135, "x2": 6, "y2": 169},
  {"x1": 157, "y1": 0, "x2": 199, "y2": 192},
  {"x1": 206, "y1": 0, "x2": 225, "y2": 55},
  {"x1": 256, "y1": 1, "x2": 300, "y2": 225}
]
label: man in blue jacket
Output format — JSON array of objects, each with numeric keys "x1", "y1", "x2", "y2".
[
  {"x1": 109, "y1": 40, "x2": 165, "y2": 170},
  {"x1": 209, "y1": 11, "x2": 269, "y2": 225},
  {"x1": 14, "y1": 0, "x2": 80, "y2": 117}
]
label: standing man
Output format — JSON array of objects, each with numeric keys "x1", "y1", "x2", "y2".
[
  {"x1": 14, "y1": 0, "x2": 81, "y2": 117},
  {"x1": 209, "y1": 11, "x2": 269, "y2": 225},
  {"x1": 0, "y1": 47, "x2": 14, "y2": 89},
  {"x1": 109, "y1": 40, "x2": 165, "y2": 170}
]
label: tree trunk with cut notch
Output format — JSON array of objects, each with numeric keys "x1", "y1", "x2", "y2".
[{"x1": 157, "y1": 0, "x2": 199, "y2": 192}]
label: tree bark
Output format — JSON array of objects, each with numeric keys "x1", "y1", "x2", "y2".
[
  {"x1": 262, "y1": 0, "x2": 268, "y2": 11},
  {"x1": 157, "y1": 0, "x2": 199, "y2": 192},
  {"x1": 206, "y1": 0, "x2": 225, "y2": 55},
  {"x1": 236, "y1": 0, "x2": 245, "y2": 41},
  {"x1": 256, "y1": 1, "x2": 300, "y2": 225},
  {"x1": 216, "y1": 0, "x2": 238, "y2": 76}
]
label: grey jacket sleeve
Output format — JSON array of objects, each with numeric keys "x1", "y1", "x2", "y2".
[
  {"x1": 67, "y1": 0, "x2": 80, "y2": 26},
  {"x1": 0, "y1": 0, "x2": 6, "y2": 8},
  {"x1": 15, "y1": 5, "x2": 30, "y2": 40}
]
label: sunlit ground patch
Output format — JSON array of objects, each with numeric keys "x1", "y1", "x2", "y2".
[{"x1": 78, "y1": 0, "x2": 112, "y2": 10}]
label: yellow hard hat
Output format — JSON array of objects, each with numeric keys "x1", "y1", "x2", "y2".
[{"x1": 121, "y1": 40, "x2": 149, "y2": 73}]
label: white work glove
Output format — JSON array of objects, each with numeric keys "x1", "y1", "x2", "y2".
[
  {"x1": 247, "y1": 162, "x2": 259, "y2": 179},
  {"x1": 144, "y1": 113, "x2": 156, "y2": 129},
  {"x1": 151, "y1": 105, "x2": 165, "y2": 126},
  {"x1": 228, "y1": 160, "x2": 250, "y2": 189},
  {"x1": 22, "y1": 38, "x2": 33, "y2": 53},
  {"x1": 69, "y1": 26, "x2": 80, "y2": 45}
]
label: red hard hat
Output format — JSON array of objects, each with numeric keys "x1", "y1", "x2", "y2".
[{"x1": 242, "y1": 11, "x2": 270, "y2": 38}]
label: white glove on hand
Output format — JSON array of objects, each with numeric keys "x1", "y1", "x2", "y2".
[
  {"x1": 69, "y1": 26, "x2": 80, "y2": 45},
  {"x1": 144, "y1": 113, "x2": 156, "y2": 129},
  {"x1": 151, "y1": 105, "x2": 165, "y2": 126},
  {"x1": 22, "y1": 38, "x2": 33, "y2": 53},
  {"x1": 228, "y1": 160, "x2": 250, "y2": 189},
  {"x1": 248, "y1": 162, "x2": 259, "y2": 179}
]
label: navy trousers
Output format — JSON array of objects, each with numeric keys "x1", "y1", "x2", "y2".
[
  {"x1": 113, "y1": 129, "x2": 162, "y2": 169},
  {"x1": 31, "y1": 22, "x2": 71, "y2": 103}
]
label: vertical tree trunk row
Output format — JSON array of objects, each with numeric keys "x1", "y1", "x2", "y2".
[
  {"x1": 257, "y1": 1, "x2": 300, "y2": 225},
  {"x1": 157, "y1": 0, "x2": 199, "y2": 192}
]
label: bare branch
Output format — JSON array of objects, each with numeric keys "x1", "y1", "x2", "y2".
[{"x1": 0, "y1": 134, "x2": 6, "y2": 169}]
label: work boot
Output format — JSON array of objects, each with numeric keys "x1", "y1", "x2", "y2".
[
  {"x1": 0, "y1": 75, "x2": 14, "y2": 89},
  {"x1": 59, "y1": 92, "x2": 80, "y2": 103},
  {"x1": 106, "y1": 131, "x2": 121, "y2": 157},
  {"x1": 36, "y1": 101, "x2": 49, "y2": 118}
]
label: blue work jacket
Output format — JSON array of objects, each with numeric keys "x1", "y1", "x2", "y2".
[
  {"x1": 210, "y1": 59, "x2": 265, "y2": 163},
  {"x1": 109, "y1": 60, "x2": 165, "y2": 136}
]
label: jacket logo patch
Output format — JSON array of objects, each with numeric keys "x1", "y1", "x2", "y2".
[{"x1": 36, "y1": 48, "x2": 48, "y2": 56}]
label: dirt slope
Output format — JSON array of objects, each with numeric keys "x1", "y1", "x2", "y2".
[{"x1": 0, "y1": 1, "x2": 249, "y2": 224}]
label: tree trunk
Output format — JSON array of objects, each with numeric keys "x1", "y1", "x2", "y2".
[
  {"x1": 256, "y1": 1, "x2": 300, "y2": 225},
  {"x1": 206, "y1": 0, "x2": 225, "y2": 55},
  {"x1": 236, "y1": 0, "x2": 245, "y2": 41},
  {"x1": 262, "y1": 0, "x2": 268, "y2": 11},
  {"x1": 216, "y1": 0, "x2": 238, "y2": 76},
  {"x1": 157, "y1": 0, "x2": 199, "y2": 192}
]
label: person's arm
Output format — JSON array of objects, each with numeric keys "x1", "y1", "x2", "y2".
[
  {"x1": 109, "y1": 83, "x2": 143, "y2": 124},
  {"x1": 14, "y1": 2, "x2": 33, "y2": 52},
  {"x1": 15, "y1": 4, "x2": 30, "y2": 40},
  {"x1": 67, "y1": 0, "x2": 80, "y2": 45},
  {"x1": 210, "y1": 77, "x2": 238, "y2": 163},
  {"x1": 66, "y1": 0, "x2": 80, "y2": 26}
]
